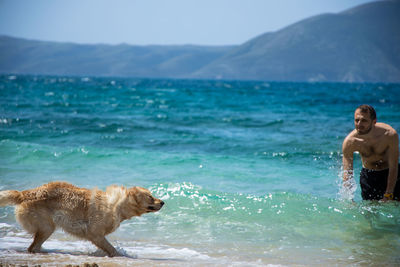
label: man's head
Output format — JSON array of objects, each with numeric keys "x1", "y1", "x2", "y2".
[{"x1": 354, "y1": 104, "x2": 377, "y2": 135}]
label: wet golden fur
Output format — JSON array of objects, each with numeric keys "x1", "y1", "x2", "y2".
[{"x1": 0, "y1": 182, "x2": 164, "y2": 257}]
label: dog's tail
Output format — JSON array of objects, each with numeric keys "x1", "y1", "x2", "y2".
[{"x1": 0, "y1": 190, "x2": 23, "y2": 206}]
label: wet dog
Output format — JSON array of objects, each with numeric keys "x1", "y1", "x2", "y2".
[{"x1": 0, "y1": 182, "x2": 164, "y2": 257}]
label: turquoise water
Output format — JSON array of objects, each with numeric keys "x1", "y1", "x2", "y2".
[{"x1": 1, "y1": 75, "x2": 400, "y2": 266}]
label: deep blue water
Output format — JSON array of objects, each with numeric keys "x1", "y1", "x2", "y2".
[{"x1": 1, "y1": 75, "x2": 399, "y2": 266}]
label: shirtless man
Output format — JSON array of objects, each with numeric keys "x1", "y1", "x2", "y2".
[{"x1": 342, "y1": 104, "x2": 400, "y2": 201}]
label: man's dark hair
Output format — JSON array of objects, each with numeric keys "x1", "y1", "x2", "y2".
[{"x1": 356, "y1": 104, "x2": 377, "y2": 120}]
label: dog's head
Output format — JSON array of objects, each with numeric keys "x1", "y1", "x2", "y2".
[{"x1": 127, "y1": 187, "x2": 164, "y2": 215}]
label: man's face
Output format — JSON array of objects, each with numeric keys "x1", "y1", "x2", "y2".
[{"x1": 354, "y1": 109, "x2": 376, "y2": 135}]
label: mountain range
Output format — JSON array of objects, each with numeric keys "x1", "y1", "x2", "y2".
[{"x1": 1, "y1": 0, "x2": 399, "y2": 83}]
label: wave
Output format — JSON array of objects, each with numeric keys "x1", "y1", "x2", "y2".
[
  {"x1": 0, "y1": 239, "x2": 216, "y2": 266},
  {"x1": 149, "y1": 182, "x2": 400, "y2": 236}
]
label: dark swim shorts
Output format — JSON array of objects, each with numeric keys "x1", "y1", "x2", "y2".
[{"x1": 360, "y1": 163, "x2": 400, "y2": 200}]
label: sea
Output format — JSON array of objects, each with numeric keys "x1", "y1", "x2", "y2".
[{"x1": 0, "y1": 74, "x2": 399, "y2": 266}]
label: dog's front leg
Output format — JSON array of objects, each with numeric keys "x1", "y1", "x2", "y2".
[{"x1": 88, "y1": 235, "x2": 121, "y2": 257}]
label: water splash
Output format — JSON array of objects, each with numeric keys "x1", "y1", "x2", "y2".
[{"x1": 338, "y1": 177, "x2": 357, "y2": 200}]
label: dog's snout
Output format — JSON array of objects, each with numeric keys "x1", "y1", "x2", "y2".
[{"x1": 160, "y1": 200, "x2": 165, "y2": 206}]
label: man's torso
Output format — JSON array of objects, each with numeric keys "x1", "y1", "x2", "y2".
[{"x1": 349, "y1": 123, "x2": 393, "y2": 170}]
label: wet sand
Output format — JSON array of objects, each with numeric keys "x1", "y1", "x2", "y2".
[{"x1": 0, "y1": 251, "x2": 208, "y2": 267}]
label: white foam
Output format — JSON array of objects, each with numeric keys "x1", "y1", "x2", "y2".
[
  {"x1": 0, "y1": 223, "x2": 14, "y2": 228},
  {"x1": 1, "y1": 229, "x2": 281, "y2": 266},
  {"x1": 124, "y1": 245, "x2": 210, "y2": 261},
  {"x1": 0, "y1": 236, "x2": 31, "y2": 250},
  {"x1": 0, "y1": 232, "x2": 211, "y2": 261}
]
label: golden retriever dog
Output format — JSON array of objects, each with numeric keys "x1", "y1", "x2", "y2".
[{"x1": 0, "y1": 182, "x2": 164, "y2": 257}]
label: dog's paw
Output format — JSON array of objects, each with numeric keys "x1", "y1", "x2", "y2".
[
  {"x1": 89, "y1": 249, "x2": 108, "y2": 257},
  {"x1": 113, "y1": 247, "x2": 138, "y2": 258}
]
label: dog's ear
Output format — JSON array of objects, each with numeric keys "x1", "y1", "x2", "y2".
[
  {"x1": 127, "y1": 187, "x2": 139, "y2": 201},
  {"x1": 128, "y1": 187, "x2": 137, "y2": 193},
  {"x1": 128, "y1": 187, "x2": 137, "y2": 194}
]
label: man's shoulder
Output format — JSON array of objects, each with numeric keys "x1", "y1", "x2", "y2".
[
  {"x1": 376, "y1": 122, "x2": 398, "y2": 137},
  {"x1": 344, "y1": 129, "x2": 358, "y2": 141},
  {"x1": 343, "y1": 130, "x2": 358, "y2": 149}
]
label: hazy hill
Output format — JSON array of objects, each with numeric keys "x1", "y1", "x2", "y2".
[
  {"x1": 1, "y1": 0, "x2": 399, "y2": 82},
  {"x1": 0, "y1": 36, "x2": 235, "y2": 78},
  {"x1": 193, "y1": 0, "x2": 400, "y2": 82}
]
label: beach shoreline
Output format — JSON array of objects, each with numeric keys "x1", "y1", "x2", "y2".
[{"x1": 0, "y1": 252, "x2": 197, "y2": 267}]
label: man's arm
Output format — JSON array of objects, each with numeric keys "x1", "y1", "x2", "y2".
[
  {"x1": 342, "y1": 137, "x2": 354, "y2": 185},
  {"x1": 384, "y1": 131, "x2": 399, "y2": 201}
]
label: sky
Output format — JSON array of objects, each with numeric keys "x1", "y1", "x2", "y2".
[{"x1": 0, "y1": 0, "x2": 376, "y2": 46}]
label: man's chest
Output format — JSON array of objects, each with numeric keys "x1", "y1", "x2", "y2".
[{"x1": 354, "y1": 137, "x2": 389, "y2": 158}]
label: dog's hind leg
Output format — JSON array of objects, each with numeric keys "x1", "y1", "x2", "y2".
[
  {"x1": 16, "y1": 205, "x2": 56, "y2": 253},
  {"x1": 28, "y1": 226, "x2": 55, "y2": 253},
  {"x1": 88, "y1": 235, "x2": 121, "y2": 257}
]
